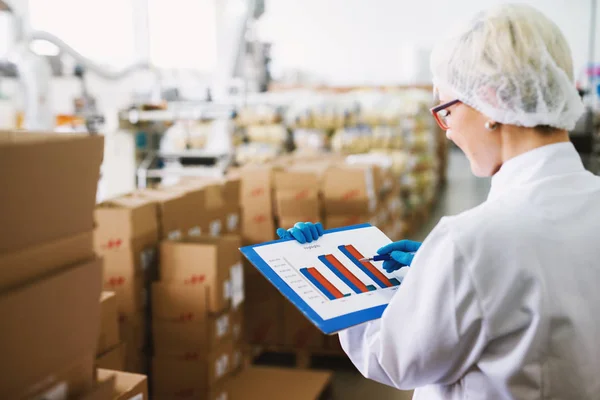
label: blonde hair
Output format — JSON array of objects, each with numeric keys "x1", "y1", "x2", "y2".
[{"x1": 430, "y1": 4, "x2": 584, "y2": 130}]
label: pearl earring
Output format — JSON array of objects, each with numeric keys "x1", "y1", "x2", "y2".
[{"x1": 485, "y1": 121, "x2": 498, "y2": 130}]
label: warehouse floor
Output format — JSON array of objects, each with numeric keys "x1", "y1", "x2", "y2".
[{"x1": 329, "y1": 149, "x2": 491, "y2": 399}]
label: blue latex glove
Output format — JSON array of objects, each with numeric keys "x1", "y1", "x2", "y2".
[
  {"x1": 377, "y1": 240, "x2": 422, "y2": 273},
  {"x1": 276, "y1": 222, "x2": 325, "y2": 244}
]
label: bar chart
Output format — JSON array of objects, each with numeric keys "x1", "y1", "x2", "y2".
[
  {"x1": 247, "y1": 224, "x2": 405, "y2": 323},
  {"x1": 338, "y1": 245, "x2": 401, "y2": 288}
]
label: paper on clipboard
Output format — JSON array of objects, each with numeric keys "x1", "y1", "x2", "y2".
[{"x1": 240, "y1": 224, "x2": 409, "y2": 334}]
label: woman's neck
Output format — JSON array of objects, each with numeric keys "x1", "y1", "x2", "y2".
[{"x1": 500, "y1": 127, "x2": 570, "y2": 163}]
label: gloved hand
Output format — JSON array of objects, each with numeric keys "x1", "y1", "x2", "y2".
[
  {"x1": 276, "y1": 222, "x2": 325, "y2": 244},
  {"x1": 377, "y1": 240, "x2": 422, "y2": 273}
]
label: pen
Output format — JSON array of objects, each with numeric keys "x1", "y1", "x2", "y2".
[{"x1": 359, "y1": 254, "x2": 391, "y2": 262}]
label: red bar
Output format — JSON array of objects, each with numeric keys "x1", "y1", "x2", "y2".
[
  {"x1": 344, "y1": 244, "x2": 393, "y2": 288},
  {"x1": 325, "y1": 254, "x2": 369, "y2": 293},
  {"x1": 306, "y1": 268, "x2": 344, "y2": 299}
]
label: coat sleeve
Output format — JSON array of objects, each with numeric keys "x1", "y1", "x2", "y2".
[{"x1": 338, "y1": 218, "x2": 488, "y2": 390}]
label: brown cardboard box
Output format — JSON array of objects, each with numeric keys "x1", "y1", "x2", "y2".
[
  {"x1": 274, "y1": 189, "x2": 319, "y2": 218},
  {"x1": 279, "y1": 216, "x2": 321, "y2": 230},
  {"x1": 103, "y1": 267, "x2": 146, "y2": 316},
  {"x1": 98, "y1": 291, "x2": 120, "y2": 355},
  {"x1": 94, "y1": 196, "x2": 159, "y2": 246},
  {"x1": 0, "y1": 258, "x2": 102, "y2": 399},
  {"x1": 282, "y1": 302, "x2": 325, "y2": 350},
  {"x1": 227, "y1": 366, "x2": 333, "y2": 400},
  {"x1": 230, "y1": 341, "x2": 244, "y2": 374},
  {"x1": 153, "y1": 312, "x2": 232, "y2": 355},
  {"x1": 96, "y1": 343, "x2": 126, "y2": 371},
  {"x1": 152, "y1": 341, "x2": 234, "y2": 395},
  {"x1": 119, "y1": 312, "x2": 147, "y2": 352},
  {"x1": 322, "y1": 165, "x2": 378, "y2": 215},
  {"x1": 17, "y1": 353, "x2": 96, "y2": 400},
  {"x1": 159, "y1": 236, "x2": 241, "y2": 313},
  {"x1": 324, "y1": 214, "x2": 374, "y2": 230},
  {"x1": 241, "y1": 210, "x2": 276, "y2": 244},
  {"x1": 133, "y1": 189, "x2": 189, "y2": 240},
  {"x1": 97, "y1": 369, "x2": 149, "y2": 400},
  {"x1": 0, "y1": 231, "x2": 93, "y2": 292},
  {"x1": 240, "y1": 165, "x2": 274, "y2": 214},
  {"x1": 152, "y1": 283, "x2": 232, "y2": 349},
  {"x1": 0, "y1": 131, "x2": 103, "y2": 254},
  {"x1": 98, "y1": 234, "x2": 158, "y2": 282}
]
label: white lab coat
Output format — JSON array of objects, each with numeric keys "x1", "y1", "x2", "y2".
[{"x1": 339, "y1": 142, "x2": 600, "y2": 399}]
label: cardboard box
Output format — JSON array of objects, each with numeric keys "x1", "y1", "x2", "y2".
[
  {"x1": 16, "y1": 353, "x2": 96, "y2": 400},
  {"x1": 152, "y1": 283, "x2": 232, "y2": 349},
  {"x1": 96, "y1": 343, "x2": 126, "y2": 371},
  {"x1": 94, "y1": 196, "x2": 159, "y2": 246},
  {"x1": 0, "y1": 131, "x2": 103, "y2": 254},
  {"x1": 324, "y1": 215, "x2": 374, "y2": 230},
  {"x1": 119, "y1": 312, "x2": 147, "y2": 352},
  {"x1": 282, "y1": 302, "x2": 325, "y2": 350},
  {"x1": 99, "y1": 235, "x2": 158, "y2": 283},
  {"x1": 133, "y1": 189, "x2": 189, "y2": 240},
  {"x1": 103, "y1": 267, "x2": 146, "y2": 316},
  {"x1": 322, "y1": 165, "x2": 378, "y2": 215},
  {"x1": 98, "y1": 291, "x2": 120, "y2": 355},
  {"x1": 227, "y1": 366, "x2": 333, "y2": 400},
  {"x1": 0, "y1": 231, "x2": 93, "y2": 292},
  {"x1": 152, "y1": 341, "x2": 234, "y2": 395},
  {"x1": 153, "y1": 312, "x2": 233, "y2": 355},
  {"x1": 159, "y1": 236, "x2": 242, "y2": 313},
  {"x1": 240, "y1": 165, "x2": 274, "y2": 214},
  {"x1": 278, "y1": 216, "x2": 321, "y2": 230},
  {"x1": 241, "y1": 210, "x2": 276, "y2": 244},
  {"x1": 97, "y1": 369, "x2": 149, "y2": 400},
  {"x1": 274, "y1": 189, "x2": 319, "y2": 218},
  {"x1": 0, "y1": 258, "x2": 102, "y2": 399},
  {"x1": 245, "y1": 298, "x2": 283, "y2": 346}
]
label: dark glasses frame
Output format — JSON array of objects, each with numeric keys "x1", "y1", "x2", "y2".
[{"x1": 430, "y1": 99, "x2": 461, "y2": 130}]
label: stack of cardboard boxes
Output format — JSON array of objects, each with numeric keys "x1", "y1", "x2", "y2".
[
  {"x1": 94, "y1": 196, "x2": 160, "y2": 374},
  {"x1": 0, "y1": 132, "x2": 105, "y2": 398},
  {"x1": 152, "y1": 235, "x2": 245, "y2": 399}
]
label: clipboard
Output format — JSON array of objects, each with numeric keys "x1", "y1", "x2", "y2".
[{"x1": 240, "y1": 224, "x2": 409, "y2": 334}]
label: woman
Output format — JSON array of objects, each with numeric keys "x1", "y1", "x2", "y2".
[{"x1": 277, "y1": 4, "x2": 600, "y2": 399}]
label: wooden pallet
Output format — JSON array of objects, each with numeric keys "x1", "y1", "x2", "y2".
[{"x1": 250, "y1": 345, "x2": 350, "y2": 369}]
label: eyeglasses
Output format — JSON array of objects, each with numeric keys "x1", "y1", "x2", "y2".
[{"x1": 430, "y1": 99, "x2": 461, "y2": 130}]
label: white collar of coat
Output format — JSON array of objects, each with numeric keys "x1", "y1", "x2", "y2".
[{"x1": 487, "y1": 142, "x2": 584, "y2": 201}]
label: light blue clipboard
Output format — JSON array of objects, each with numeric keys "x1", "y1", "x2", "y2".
[{"x1": 239, "y1": 223, "x2": 390, "y2": 335}]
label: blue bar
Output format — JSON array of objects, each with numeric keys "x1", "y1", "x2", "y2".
[
  {"x1": 318, "y1": 255, "x2": 362, "y2": 294},
  {"x1": 300, "y1": 268, "x2": 337, "y2": 300},
  {"x1": 366, "y1": 285, "x2": 376, "y2": 291},
  {"x1": 389, "y1": 278, "x2": 400, "y2": 286},
  {"x1": 338, "y1": 245, "x2": 387, "y2": 289}
]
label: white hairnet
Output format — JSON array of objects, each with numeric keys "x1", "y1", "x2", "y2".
[{"x1": 430, "y1": 4, "x2": 584, "y2": 130}]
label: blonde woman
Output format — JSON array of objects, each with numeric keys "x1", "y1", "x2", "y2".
[{"x1": 278, "y1": 4, "x2": 600, "y2": 399}]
